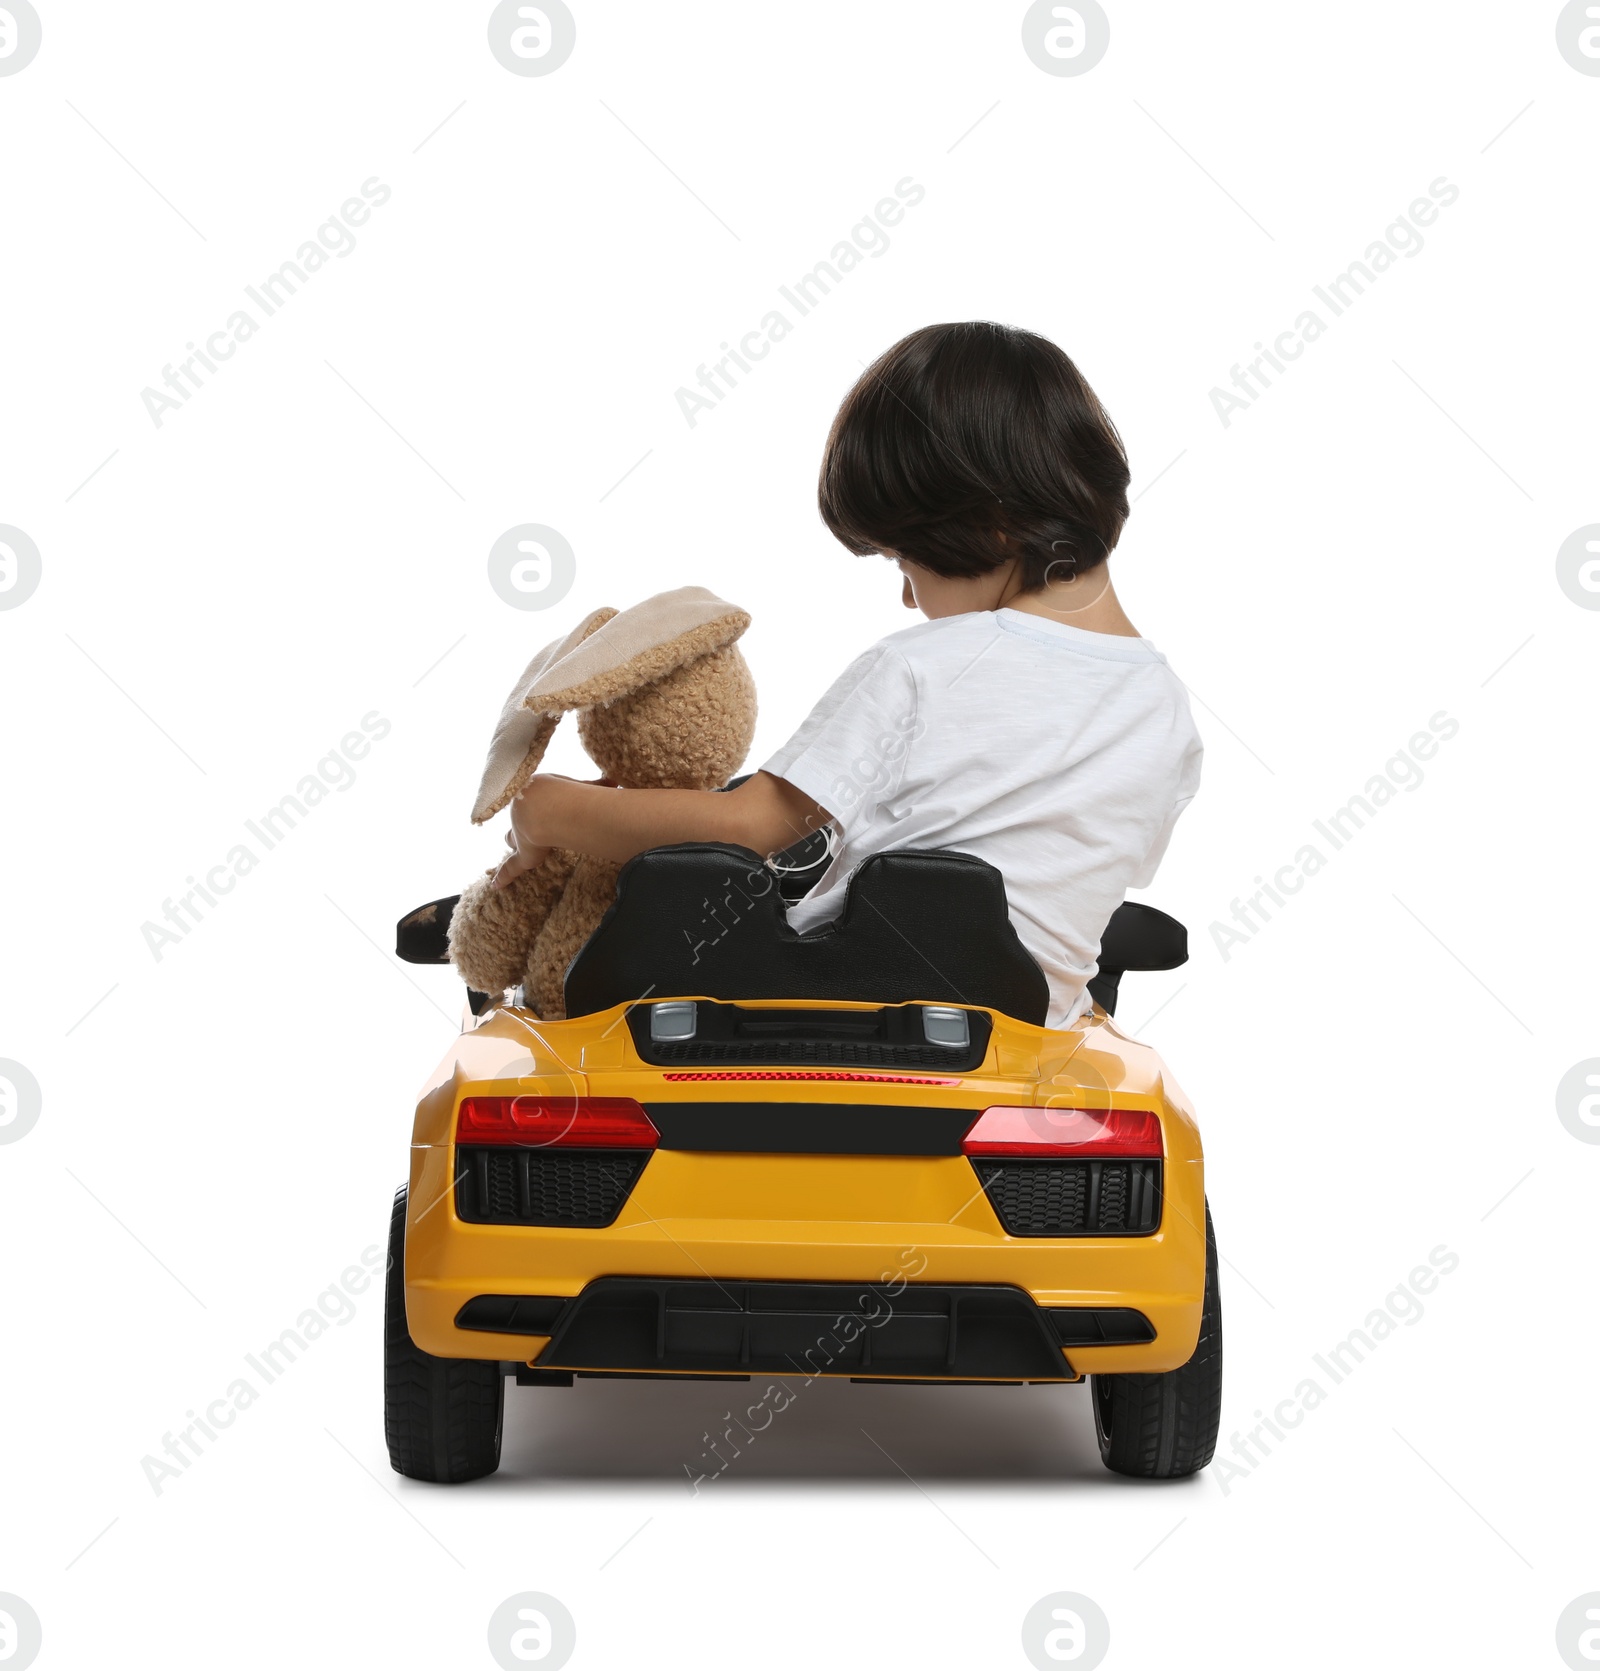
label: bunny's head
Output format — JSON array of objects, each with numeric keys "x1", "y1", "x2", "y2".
[{"x1": 469, "y1": 587, "x2": 756, "y2": 821}]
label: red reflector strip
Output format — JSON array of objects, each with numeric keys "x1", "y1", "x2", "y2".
[
  {"x1": 455, "y1": 1096, "x2": 659, "y2": 1149},
  {"x1": 961, "y1": 1106, "x2": 1163, "y2": 1158},
  {"x1": 660, "y1": 1071, "x2": 961, "y2": 1085}
]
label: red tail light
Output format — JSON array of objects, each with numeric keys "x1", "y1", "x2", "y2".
[
  {"x1": 455, "y1": 1095, "x2": 659, "y2": 1149},
  {"x1": 961, "y1": 1106, "x2": 1163, "y2": 1158}
]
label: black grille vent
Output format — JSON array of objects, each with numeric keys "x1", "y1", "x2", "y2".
[
  {"x1": 455, "y1": 1147, "x2": 648, "y2": 1227},
  {"x1": 973, "y1": 1159, "x2": 1161, "y2": 1237}
]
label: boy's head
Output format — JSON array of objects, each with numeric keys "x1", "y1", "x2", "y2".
[{"x1": 818, "y1": 322, "x2": 1130, "y2": 598}]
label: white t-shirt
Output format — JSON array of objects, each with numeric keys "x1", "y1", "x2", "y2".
[{"x1": 761, "y1": 608, "x2": 1202, "y2": 1027}]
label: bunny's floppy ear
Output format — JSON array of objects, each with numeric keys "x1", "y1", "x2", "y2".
[
  {"x1": 470, "y1": 606, "x2": 617, "y2": 823},
  {"x1": 575, "y1": 587, "x2": 755, "y2": 790},
  {"x1": 470, "y1": 588, "x2": 751, "y2": 823},
  {"x1": 520, "y1": 585, "x2": 750, "y2": 709}
]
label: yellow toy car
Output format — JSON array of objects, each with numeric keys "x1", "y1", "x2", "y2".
[{"x1": 387, "y1": 840, "x2": 1220, "y2": 1483}]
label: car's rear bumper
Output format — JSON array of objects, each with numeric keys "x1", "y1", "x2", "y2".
[{"x1": 404, "y1": 1144, "x2": 1207, "y2": 1377}]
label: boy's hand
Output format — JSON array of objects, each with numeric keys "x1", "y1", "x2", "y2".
[
  {"x1": 489, "y1": 825, "x2": 550, "y2": 891},
  {"x1": 489, "y1": 775, "x2": 614, "y2": 889}
]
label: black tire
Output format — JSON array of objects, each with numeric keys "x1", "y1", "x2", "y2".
[
  {"x1": 1091, "y1": 1202, "x2": 1222, "y2": 1479},
  {"x1": 384, "y1": 1185, "x2": 504, "y2": 1483}
]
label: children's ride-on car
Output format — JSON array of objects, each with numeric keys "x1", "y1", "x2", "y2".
[{"x1": 388, "y1": 840, "x2": 1221, "y2": 1483}]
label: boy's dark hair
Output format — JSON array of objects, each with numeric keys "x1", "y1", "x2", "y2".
[{"x1": 817, "y1": 321, "x2": 1130, "y2": 589}]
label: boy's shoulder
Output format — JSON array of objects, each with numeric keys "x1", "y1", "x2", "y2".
[{"x1": 868, "y1": 611, "x2": 995, "y2": 662}]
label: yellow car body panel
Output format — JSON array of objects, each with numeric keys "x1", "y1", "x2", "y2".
[{"x1": 404, "y1": 998, "x2": 1205, "y2": 1379}]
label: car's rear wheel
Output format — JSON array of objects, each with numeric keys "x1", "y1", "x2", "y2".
[
  {"x1": 383, "y1": 1184, "x2": 504, "y2": 1483},
  {"x1": 1090, "y1": 1201, "x2": 1222, "y2": 1479}
]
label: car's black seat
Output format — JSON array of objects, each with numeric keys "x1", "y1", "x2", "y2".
[
  {"x1": 564, "y1": 843, "x2": 1051, "y2": 1022},
  {"x1": 395, "y1": 844, "x2": 1188, "y2": 1022}
]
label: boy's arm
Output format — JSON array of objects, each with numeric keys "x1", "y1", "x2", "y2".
[{"x1": 491, "y1": 771, "x2": 830, "y2": 889}]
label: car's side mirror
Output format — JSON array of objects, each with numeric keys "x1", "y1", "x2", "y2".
[
  {"x1": 396, "y1": 895, "x2": 459, "y2": 965},
  {"x1": 1089, "y1": 902, "x2": 1188, "y2": 1016}
]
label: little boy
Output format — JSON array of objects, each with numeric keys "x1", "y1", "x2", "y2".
[{"x1": 495, "y1": 321, "x2": 1201, "y2": 1027}]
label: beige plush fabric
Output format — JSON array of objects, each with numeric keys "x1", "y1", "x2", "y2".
[
  {"x1": 449, "y1": 586, "x2": 758, "y2": 1019},
  {"x1": 520, "y1": 586, "x2": 751, "y2": 713},
  {"x1": 446, "y1": 850, "x2": 580, "y2": 995},
  {"x1": 469, "y1": 587, "x2": 750, "y2": 823},
  {"x1": 522, "y1": 854, "x2": 625, "y2": 1018},
  {"x1": 471, "y1": 608, "x2": 616, "y2": 823}
]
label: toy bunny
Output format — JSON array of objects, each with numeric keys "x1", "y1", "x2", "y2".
[{"x1": 446, "y1": 586, "x2": 756, "y2": 1018}]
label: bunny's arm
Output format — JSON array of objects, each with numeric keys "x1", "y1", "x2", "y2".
[{"x1": 446, "y1": 847, "x2": 579, "y2": 995}]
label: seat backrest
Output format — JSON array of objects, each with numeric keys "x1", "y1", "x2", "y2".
[
  {"x1": 563, "y1": 843, "x2": 1052, "y2": 1024},
  {"x1": 398, "y1": 849, "x2": 1189, "y2": 1023}
]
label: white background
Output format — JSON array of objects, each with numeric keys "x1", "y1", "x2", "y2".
[{"x1": 2, "y1": 2, "x2": 1597, "y2": 1667}]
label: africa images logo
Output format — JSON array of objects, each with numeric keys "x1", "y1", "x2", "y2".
[
  {"x1": 138, "y1": 179, "x2": 392, "y2": 428},
  {"x1": 0, "y1": 1060, "x2": 43, "y2": 1146},
  {"x1": 0, "y1": 2, "x2": 43, "y2": 76},
  {"x1": 0, "y1": 525, "x2": 42, "y2": 611}
]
